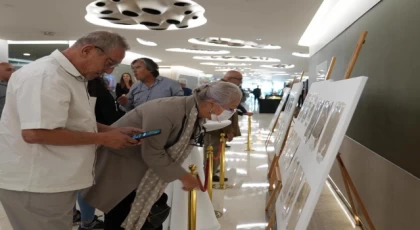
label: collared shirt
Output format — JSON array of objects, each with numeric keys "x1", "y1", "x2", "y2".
[
  {"x1": 0, "y1": 50, "x2": 98, "y2": 193},
  {"x1": 0, "y1": 81, "x2": 6, "y2": 118},
  {"x1": 121, "y1": 76, "x2": 184, "y2": 111}
]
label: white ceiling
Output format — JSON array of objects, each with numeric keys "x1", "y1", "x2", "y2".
[{"x1": 0, "y1": 0, "x2": 323, "y2": 78}]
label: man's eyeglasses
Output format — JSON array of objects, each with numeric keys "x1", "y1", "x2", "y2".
[{"x1": 94, "y1": 46, "x2": 120, "y2": 69}]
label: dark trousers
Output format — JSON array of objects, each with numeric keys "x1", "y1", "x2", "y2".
[
  {"x1": 104, "y1": 191, "x2": 136, "y2": 230},
  {"x1": 104, "y1": 191, "x2": 163, "y2": 230}
]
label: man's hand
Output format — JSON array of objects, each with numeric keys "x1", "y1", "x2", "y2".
[
  {"x1": 244, "y1": 112, "x2": 254, "y2": 116},
  {"x1": 117, "y1": 127, "x2": 143, "y2": 136},
  {"x1": 99, "y1": 129, "x2": 141, "y2": 149},
  {"x1": 117, "y1": 95, "x2": 128, "y2": 105},
  {"x1": 180, "y1": 173, "x2": 199, "y2": 191},
  {"x1": 227, "y1": 133, "x2": 234, "y2": 142}
]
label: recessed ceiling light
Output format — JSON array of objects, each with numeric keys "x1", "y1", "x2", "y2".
[
  {"x1": 85, "y1": 0, "x2": 207, "y2": 31},
  {"x1": 200, "y1": 62, "x2": 251, "y2": 66},
  {"x1": 23, "y1": 53, "x2": 31, "y2": 56},
  {"x1": 189, "y1": 37, "x2": 281, "y2": 49},
  {"x1": 193, "y1": 56, "x2": 280, "y2": 62},
  {"x1": 261, "y1": 64, "x2": 295, "y2": 69},
  {"x1": 166, "y1": 48, "x2": 229, "y2": 54},
  {"x1": 256, "y1": 38, "x2": 262, "y2": 41},
  {"x1": 292, "y1": 52, "x2": 310, "y2": 58},
  {"x1": 136, "y1": 38, "x2": 157, "y2": 46}
]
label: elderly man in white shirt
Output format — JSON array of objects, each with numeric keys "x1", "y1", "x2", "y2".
[{"x1": 0, "y1": 31, "x2": 142, "y2": 230}]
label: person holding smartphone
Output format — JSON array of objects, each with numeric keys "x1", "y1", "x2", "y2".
[{"x1": 82, "y1": 81, "x2": 243, "y2": 230}]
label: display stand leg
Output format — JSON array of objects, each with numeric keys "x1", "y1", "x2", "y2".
[
  {"x1": 325, "y1": 56, "x2": 337, "y2": 81},
  {"x1": 267, "y1": 155, "x2": 279, "y2": 180},
  {"x1": 265, "y1": 131, "x2": 273, "y2": 147},
  {"x1": 336, "y1": 153, "x2": 376, "y2": 230},
  {"x1": 267, "y1": 124, "x2": 291, "y2": 189},
  {"x1": 266, "y1": 209, "x2": 276, "y2": 230},
  {"x1": 266, "y1": 180, "x2": 282, "y2": 211},
  {"x1": 344, "y1": 31, "x2": 368, "y2": 80}
]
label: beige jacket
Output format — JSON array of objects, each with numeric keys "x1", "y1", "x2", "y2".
[{"x1": 82, "y1": 95, "x2": 199, "y2": 213}]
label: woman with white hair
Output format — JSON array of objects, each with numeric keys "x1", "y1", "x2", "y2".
[{"x1": 82, "y1": 81, "x2": 242, "y2": 230}]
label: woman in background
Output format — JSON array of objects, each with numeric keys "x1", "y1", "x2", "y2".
[{"x1": 116, "y1": 73, "x2": 133, "y2": 115}]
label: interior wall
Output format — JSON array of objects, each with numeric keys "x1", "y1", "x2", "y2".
[{"x1": 309, "y1": 0, "x2": 420, "y2": 229}]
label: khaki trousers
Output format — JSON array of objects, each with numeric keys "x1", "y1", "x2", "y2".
[{"x1": 0, "y1": 188, "x2": 77, "y2": 230}]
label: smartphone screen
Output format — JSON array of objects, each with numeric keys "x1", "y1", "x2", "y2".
[{"x1": 132, "y1": 129, "x2": 161, "y2": 140}]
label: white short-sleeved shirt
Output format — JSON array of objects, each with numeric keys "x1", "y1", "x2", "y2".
[{"x1": 0, "y1": 50, "x2": 98, "y2": 193}]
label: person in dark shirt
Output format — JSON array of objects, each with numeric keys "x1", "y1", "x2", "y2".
[
  {"x1": 178, "y1": 78, "x2": 192, "y2": 96},
  {"x1": 115, "y1": 73, "x2": 133, "y2": 116},
  {"x1": 252, "y1": 86, "x2": 262, "y2": 104}
]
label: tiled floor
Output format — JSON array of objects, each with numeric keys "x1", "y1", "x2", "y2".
[{"x1": 0, "y1": 103, "x2": 360, "y2": 230}]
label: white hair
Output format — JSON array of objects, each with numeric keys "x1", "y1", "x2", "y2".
[
  {"x1": 195, "y1": 81, "x2": 242, "y2": 105},
  {"x1": 74, "y1": 31, "x2": 130, "y2": 52}
]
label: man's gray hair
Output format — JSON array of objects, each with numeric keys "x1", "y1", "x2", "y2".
[
  {"x1": 74, "y1": 31, "x2": 130, "y2": 51},
  {"x1": 195, "y1": 81, "x2": 242, "y2": 105}
]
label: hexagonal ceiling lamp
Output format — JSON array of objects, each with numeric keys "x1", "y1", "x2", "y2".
[
  {"x1": 85, "y1": 0, "x2": 207, "y2": 30},
  {"x1": 260, "y1": 64, "x2": 295, "y2": 69},
  {"x1": 193, "y1": 56, "x2": 281, "y2": 62},
  {"x1": 189, "y1": 37, "x2": 281, "y2": 49}
]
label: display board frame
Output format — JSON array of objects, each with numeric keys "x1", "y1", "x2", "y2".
[
  {"x1": 276, "y1": 76, "x2": 368, "y2": 230},
  {"x1": 267, "y1": 88, "x2": 291, "y2": 133}
]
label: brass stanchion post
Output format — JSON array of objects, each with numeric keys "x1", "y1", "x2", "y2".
[
  {"x1": 207, "y1": 146, "x2": 213, "y2": 200},
  {"x1": 188, "y1": 165, "x2": 197, "y2": 230},
  {"x1": 245, "y1": 115, "x2": 253, "y2": 151},
  {"x1": 219, "y1": 133, "x2": 226, "y2": 188}
]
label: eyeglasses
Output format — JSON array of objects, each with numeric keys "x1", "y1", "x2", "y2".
[{"x1": 94, "y1": 46, "x2": 120, "y2": 69}]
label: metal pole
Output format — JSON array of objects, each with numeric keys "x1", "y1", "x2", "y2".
[
  {"x1": 188, "y1": 165, "x2": 197, "y2": 230},
  {"x1": 246, "y1": 115, "x2": 253, "y2": 151},
  {"x1": 207, "y1": 145, "x2": 213, "y2": 200},
  {"x1": 219, "y1": 133, "x2": 226, "y2": 188}
]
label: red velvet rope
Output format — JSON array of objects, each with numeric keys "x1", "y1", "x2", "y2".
[
  {"x1": 197, "y1": 140, "x2": 224, "y2": 192},
  {"x1": 213, "y1": 142, "x2": 224, "y2": 161}
]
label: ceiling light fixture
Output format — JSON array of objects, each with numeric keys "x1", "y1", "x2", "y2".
[
  {"x1": 193, "y1": 56, "x2": 280, "y2": 62},
  {"x1": 189, "y1": 37, "x2": 281, "y2": 49},
  {"x1": 166, "y1": 48, "x2": 229, "y2": 55},
  {"x1": 85, "y1": 0, "x2": 207, "y2": 31},
  {"x1": 23, "y1": 53, "x2": 31, "y2": 56},
  {"x1": 122, "y1": 51, "x2": 161, "y2": 65},
  {"x1": 136, "y1": 38, "x2": 157, "y2": 46},
  {"x1": 260, "y1": 64, "x2": 295, "y2": 69},
  {"x1": 292, "y1": 52, "x2": 310, "y2": 58}
]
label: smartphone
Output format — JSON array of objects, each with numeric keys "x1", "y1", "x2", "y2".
[{"x1": 132, "y1": 129, "x2": 161, "y2": 140}]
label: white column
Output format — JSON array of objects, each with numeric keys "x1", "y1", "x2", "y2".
[{"x1": 0, "y1": 40, "x2": 8, "y2": 62}]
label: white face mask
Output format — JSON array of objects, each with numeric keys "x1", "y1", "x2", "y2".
[{"x1": 210, "y1": 109, "x2": 235, "y2": 122}]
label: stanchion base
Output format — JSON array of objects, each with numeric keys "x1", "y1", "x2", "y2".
[
  {"x1": 244, "y1": 149, "x2": 254, "y2": 152},
  {"x1": 213, "y1": 184, "x2": 234, "y2": 190},
  {"x1": 215, "y1": 210, "x2": 223, "y2": 218}
]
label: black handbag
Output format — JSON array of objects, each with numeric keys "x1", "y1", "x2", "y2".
[{"x1": 141, "y1": 193, "x2": 171, "y2": 230}]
